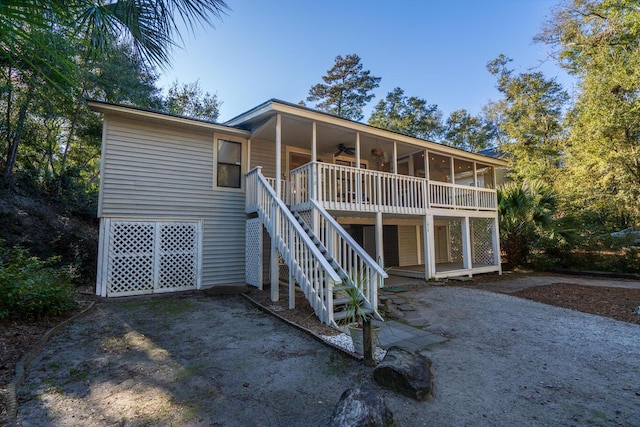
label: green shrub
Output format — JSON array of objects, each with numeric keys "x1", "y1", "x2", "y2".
[{"x1": 0, "y1": 244, "x2": 78, "y2": 320}]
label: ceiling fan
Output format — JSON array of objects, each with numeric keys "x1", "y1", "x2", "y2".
[{"x1": 334, "y1": 143, "x2": 355, "y2": 157}]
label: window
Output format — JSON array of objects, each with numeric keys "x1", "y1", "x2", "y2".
[{"x1": 217, "y1": 139, "x2": 241, "y2": 188}]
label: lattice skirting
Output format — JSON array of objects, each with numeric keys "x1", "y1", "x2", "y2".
[
  {"x1": 245, "y1": 218, "x2": 263, "y2": 288},
  {"x1": 471, "y1": 217, "x2": 496, "y2": 265},
  {"x1": 97, "y1": 219, "x2": 202, "y2": 297}
]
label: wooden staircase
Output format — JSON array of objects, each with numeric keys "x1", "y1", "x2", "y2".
[
  {"x1": 245, "y1": 166, "x2": 385, "y2": 326},
  {"x1": 290, "y1": 210, "x2": 378, "y2": 326}
]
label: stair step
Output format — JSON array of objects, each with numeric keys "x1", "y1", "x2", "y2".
[{"x1": 333, "y1": 296, "x2": 351, "y2": 306}]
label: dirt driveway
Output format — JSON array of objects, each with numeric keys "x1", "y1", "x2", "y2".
[{"x1": 15, "y1": 286, "x2": 640, "y2": 426}]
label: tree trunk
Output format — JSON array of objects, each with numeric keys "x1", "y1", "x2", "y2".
[{"x1": 3, "y1": 88, "x2": 35, "y2": 181}]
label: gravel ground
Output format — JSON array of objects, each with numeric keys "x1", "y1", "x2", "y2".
[{"x1": 14, "y1": 287, "x2": 640, "y2": 426}]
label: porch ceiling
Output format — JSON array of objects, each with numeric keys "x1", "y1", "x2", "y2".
[
  {"x1": 235, "y1": 100, "x2": 507, "y2": 167},
  {"x1": 250, "y1": 112, "x2": 421, "y2": 160}
]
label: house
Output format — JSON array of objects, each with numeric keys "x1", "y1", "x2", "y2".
[{"x1": 89, "y1": 99, "x2": 507, "y2": 326}]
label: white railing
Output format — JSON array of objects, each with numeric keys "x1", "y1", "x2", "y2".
[
  {"x1": 429, "y1": 182, "x2": 497, "y2": 210},
  {"x1": 290, "y1": 162, "x2": 428, "y2": 214},
  {"x1": 309, "y1": 200, "x2": 387, "y2": 319},
  {"x1": 264, "y1": 177, "x2": 291, "y2": 205},
  {"x1": 246, "y1": 167, "x2": 342, "y2": 325},
  {"x1": 289, "y1": 162, "x2": 497, "y2": 213}
]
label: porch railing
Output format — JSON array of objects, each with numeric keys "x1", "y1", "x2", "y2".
[
  {"x1": 429, "y1": 182, "x2": 497, "y2": 210},
  {"x1": 289, "y1": 161, "x2": 497, "y2": 213},
  {"x1": 246, "y1": 167, "x2": 341, "y2": 325},
  {"x1": 264, "y1": 177, "x2": 291, "y2": 205}
]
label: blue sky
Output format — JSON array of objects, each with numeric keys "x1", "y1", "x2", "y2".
[{"x1": 157, "y1": 0, "x2": 574, "y2": 122}]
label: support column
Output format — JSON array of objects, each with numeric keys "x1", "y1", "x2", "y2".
[
  {"x1": 271, "y1": 114, "x2": 282, "y2": 301},
  {"x1": 493, "y1": 216, "x2": 502, "y2": 275},
  {"x1": 355, "y1": 132, "x2": 361, "y2": 168},
  {"x1": 375, "y1": 211, "x2": 384, "y2": 268},
  {"x1": 311, "y1": 122, "x2": 317, "y2": 162},
  {"x1": 310, "y1": 122, "x2": 317, "y2": 204},
  {"x1": 275, "y1": 114, "x2": 282, "y2": 199},
  {"x1": 415, "y1": 225, "x2": 422, "y2": 265},
  {"x1": 355, "y1": 133, "x2": 362, "y2": 206},
  {"x1": 392, "y1": 141, "x2": 398, "y2": 174},
  {"x1": 423, "y1": 215, "x2": 434, "y2": 280},
  {"x1": 270, "y1": 212, "x2": 279, "y2": 301},
  {"x1": 462, "y1": 216, "x2": 472, "y2": 276}
]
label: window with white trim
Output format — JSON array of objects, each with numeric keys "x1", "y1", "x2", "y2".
[{"x1": 217, "y1": 139, "x2": 242, "y2": 188}]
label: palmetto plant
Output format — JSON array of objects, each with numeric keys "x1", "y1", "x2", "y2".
[
  {"x1": 1, "y1": 0, "x2": 228, "y2": 78},
  {"x1": 497, "y1": 180, "x2": 558, "y2": 266},
  {"x1": 338, "y1": 276, "x2": 376, "y2": 328}
]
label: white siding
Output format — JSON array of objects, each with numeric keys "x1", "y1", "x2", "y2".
[
  {"x1": 99, "y1": 116, "x2": 248, "y2": 288},
  {"x1": 398, "y1": 225, "x2": 419, "y2": 266},
  {"x1": 250, "y1": 139, "x2": 276, "y2": 178}
]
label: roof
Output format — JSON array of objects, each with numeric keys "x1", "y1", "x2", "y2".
[
  {"x1": 87, "y1": 100, "x2": 251, "y2": 137},
  {"x1": 89, "y1": 98, "x2": 508, "y2": 166},
  {"x1": 226, "y1": 99, "x2": 508, "y2": 166}
]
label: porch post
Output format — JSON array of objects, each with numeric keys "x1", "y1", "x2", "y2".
[
  {"x1": 271, "y1": 114, "x2": 282, "y2": 301},
  {"x1": 392, "y1": 141, "x2": 398, "y2": 174},
  {"x1": 424, "y1": 150, "x2": 429, "y2": 180},
  {"x1": 450, "y1": 156, "x2": 455, "y2": 184},
  {"x1": 493, "y1": 215, "x2": 502, "y2": 275},
  {"x1": 473, "y1": 161, "x2": 478, "y2": 209},
  {"x1": 311, "y1": 122, "x2": 317, "y2": 162},
  {"x1": 270, "y1": 205, "x2": 279, "y2": 301},
  {"x1": 462, "y1": 216, "x2": 472, "y2": 276},
  {"x1": 310, "y1": 124, "x2": 320, "y2": 233},
  {"x1": 355, "y1": 132, "x2": 362, "y2": 206},
  {"x1": 288, "y1": 225, "x2": 295, "y2": 309},
  {"x1": 415, "y1": 225, "x2": 422, "y2": 265},
  {"x1": 425, "y1": 149, "x2": 430, "y2": 210},
  {"x1": 275, "y1": 114, "x2": 282, "y2": 198},
  {"x1": 423, "y1": 215, "x2": 433, "y2": 279},
  {"x1": 375, "y1": 211, "x2": 384, "y2": 268},
  {"x1": 355, "y1": 132, "x2": 361, "y2": 168}
]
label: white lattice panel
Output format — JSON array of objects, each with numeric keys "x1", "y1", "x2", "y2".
[
  {"x1": 245, "y1": 218, "x2": 263, "y2": 288},
  {"x1": 157, "y1": 222, "x2": 199, "y2": 291},
  {"x1": 106, "y1": 220, "x2": 200, "y2": 296},
  {"x1": 471, "y1": 218, "x2": 495, "y2": 266},
  {"x1": 448, "y1": 218, "x2": 464, "y2": 263},
  {"x1": 107, "y1": 222, "x2": 155, "y2": 296}
]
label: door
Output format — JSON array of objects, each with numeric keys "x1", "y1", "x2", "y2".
[{"x1": 105, "y1": 220, "x2": 201, "y2": 296}]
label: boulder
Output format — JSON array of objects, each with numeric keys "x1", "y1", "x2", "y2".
[
  {"x1": 328, "y1": 388, "x2": 395, "y2": 427},
  {"x1": 372, "y1": 346, "x2": 433, "y2": 401}
]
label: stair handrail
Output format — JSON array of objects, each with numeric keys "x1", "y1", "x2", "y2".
[
  {"x1": 246, "y1": 167, "x2": 342, "y2": 324},
  {"x1": 309, "y1": 199, "x2": 387, "y2": 319}
]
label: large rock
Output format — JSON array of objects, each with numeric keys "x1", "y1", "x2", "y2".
[
  {"x1": 372, "y1": 346, "x2": 433, "y2": 401},
  {"x1": 328, "y1": 388, "x2": 395, "y2": 427}
]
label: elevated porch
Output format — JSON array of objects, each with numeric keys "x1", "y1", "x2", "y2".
[{"x1": 288, "y1": 161, "x2": 497, "y2": 215}]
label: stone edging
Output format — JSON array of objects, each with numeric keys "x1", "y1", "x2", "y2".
[
  {"x1": 240, "y1": 293, "x2": 361, "y2": 361},
  {"x1": 4, "y1": 301, "x2": 97, "y2": 427}
]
